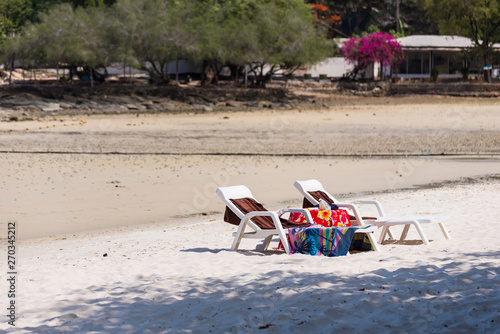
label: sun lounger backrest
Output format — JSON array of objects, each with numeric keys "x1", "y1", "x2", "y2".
[
  {"x1": 303, "y1": 190, "x2": 334, "y2": 208},
  {"x1": 217, "y1": 185, "x2": 278, "y2": 230},
  {"x1": 224, "y1": 198, "x2": 277, "y2": 229},
  {"x1": 294, "y1": 179, "x2": 339, "y2": 207}
]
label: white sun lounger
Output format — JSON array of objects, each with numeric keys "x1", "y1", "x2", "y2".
[
  {"x1": 217, "y1": 185, "x2": 380, "y2": 253},
  {"x1": 294, "y1": 179, "x2": 451, "y2": 245},
  {"x1": 216, "y1": 185, "x2": 314, "y2": 254}
]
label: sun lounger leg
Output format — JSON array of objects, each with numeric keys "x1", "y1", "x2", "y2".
[
  {"x1": 231, "y1": 218, "x2": 249, "y2": 251},
  {"x1": 263, "y1": 235, "x2": 273, "y2": 250},
  {"x1": 378, "y1": 225, "x2": 390, "y2": 244},
  {"x1": 366, "y1": 231, "x2": 381, "y2": 252},
  {"x1": 386, "y1": 228, "x2": 395, "y2": 240},
  {"x1": 412, "y1": 221, "x2": 430, "y2": 245},
  {"x1": 438, "y1": 222, "x2": 451, "y2": 240},
  {"x1": 400, "y1": 224, "x2": 411, "y2": 241},
  {"x1": 231, "y1": 234, "x2": 242, "y2": 251}
]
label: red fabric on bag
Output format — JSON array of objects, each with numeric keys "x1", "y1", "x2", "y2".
[{"x1": 289, "y1": 208, "x2": 351, "y2": 227}]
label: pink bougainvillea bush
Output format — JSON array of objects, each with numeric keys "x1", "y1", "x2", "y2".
[{"x1": 341, "y1": 32, "x2": 404, "y2": 77}]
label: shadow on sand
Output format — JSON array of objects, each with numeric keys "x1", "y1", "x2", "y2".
[{"x1": 16, "y1": 251, "x2": 500, "y2": 333}]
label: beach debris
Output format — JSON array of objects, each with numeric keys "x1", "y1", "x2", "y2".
[{"x1": 103, "y1": 253, "x2": 108, "y2": 257}]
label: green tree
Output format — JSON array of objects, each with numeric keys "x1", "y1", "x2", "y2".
[
  {"x1": 4, "y1": 0, "x2": 332, "y2": 87},
  {"x1": 0, "y1": 0, "x2": 35, "y2": 43},
  {"x1": 0, "y1": 0, "x2": 116, "y2": 46},
  {"x1": 186, "y1": 0, "x2": 331, "y2": 86},
  {"x1": 8, "y1": 3, "x2": 116, "y2": 85},
  {"x1": 248, "y1": 0, "x2": 332, "y2": 85},
  {"x1": 70, "y1": 0, "x2": 106, "y2": 7},
  {"x1": 190, "y1": 0, "x2": 259, "y2": 84},
  {"x1": 422, "y1": 0, "x2": 500, "y2": 82},
  {"x1": 115, "y1": 0, "x2": 178, "y2": 83}
]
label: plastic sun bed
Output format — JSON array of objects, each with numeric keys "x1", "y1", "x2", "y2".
[
  {"x1": 216, "y1": 185, "x2": 313, "y2": 254},
  {"x1": 294, "y1": 179, "x2": 451, "y2": 246},
  {"x1": 216, "y1": 185, "x2": 381, "y2": 254}
]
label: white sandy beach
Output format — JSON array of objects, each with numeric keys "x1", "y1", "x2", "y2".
[
  {"x1": 1, "y1": 98, "x2": 500, "y2": 332},
  {"x1": 1, "y1": 181, "x2": 500, "y2": 333}
]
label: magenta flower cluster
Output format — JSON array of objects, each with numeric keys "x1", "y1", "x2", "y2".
[{"x1": 341, "y1": 32, "x2": 404, "y2": 70}]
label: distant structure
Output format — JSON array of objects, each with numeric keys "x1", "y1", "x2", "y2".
[
  {"x1": 306, "y1": 35, "x2": 500, "y2": 80},
  {"x1": 394, "y1": 35, "x2": 500, "y2": 79}
]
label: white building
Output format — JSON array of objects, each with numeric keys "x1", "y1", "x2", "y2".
[
  {"x1": 306, "y1": 35, "x2": 500, "y2": 80},
  {"x1": 395, "y1": 35, "x2": 500, "y2": 79}
]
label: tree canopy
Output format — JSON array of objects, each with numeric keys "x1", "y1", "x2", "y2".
[
  {"x1": 2, "y1": 0, "x2": 333, "y2": 85},
  {"x1": 0, "y1": 0, "x2": 116, "y2": 45},
  {"x1": 422, "y1": 0, "x2": 500, "y2": 81}
]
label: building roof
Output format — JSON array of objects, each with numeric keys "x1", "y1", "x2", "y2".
[{"x1": 397, "y1": 35, "x2": 500, "y2": 51}]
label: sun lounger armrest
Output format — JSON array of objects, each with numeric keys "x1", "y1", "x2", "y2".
[
  {"x1": 277, "y1": 208, "x2": 314, "y2": 225},
  {"x1": 242, "y1": 211, "x2": 279, "y2": 221},
  {"x1": 351, "y1": 200, "x2": 386, "y2": 217},
  {"x1": 333, "y1": 203, "x2": 365, "y2": 226}
]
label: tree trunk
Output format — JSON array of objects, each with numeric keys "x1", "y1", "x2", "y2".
[
  {"x1": 9, "y1": 54, "x2": 14, "y2": 86},
  {"x1": 484, "y1": 54, "x2": 491, "y2": 83},
  {"x1": 212, "y1": 63, "x2": 219, "y2": 85},
  {"x1": 175, "y1": 59, "x2": 179, "y2": 85},
  {"x1": 129, "y1": 65, "x2": 132, "y2": 86},
  {"x1": 201, "y1": 60, "x2": 207, "y2": 85},
  {"x1": 396, "y1": 0, "x2": 400, "y2": 33}
]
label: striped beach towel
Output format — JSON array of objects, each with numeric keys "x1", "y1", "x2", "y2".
[{"x1": 287, "y1": 225, "x2": 371, "y2": 256}]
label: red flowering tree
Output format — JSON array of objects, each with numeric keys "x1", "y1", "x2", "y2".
[
  {"x1": 341, "y1": 32, "x2": 404, "y2": 79},
  {"x1": 309, "y1": 3, "x2": 341, "y2": 38}
]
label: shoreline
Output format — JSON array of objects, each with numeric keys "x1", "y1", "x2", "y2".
[
  {"x1": 4, "y1": 171, "x2": 499, "y2": 246},
  {"x1": 10, "y1": 174, "x2": 498, "y2": 246},
  {"x1": 2, "y1": 152, "x2": 499, "y2": 242},
  {"x1": 2, "y1": 150, "x2": 500, "y2": 157}
]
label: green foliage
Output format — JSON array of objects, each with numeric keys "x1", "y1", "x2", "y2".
[
  {"x1": 248, "y1": 0, "x2": 332, "y2": 83},
  {"x1": 305, "y1": 0, "x2": 436, "y2": 37},
  {"x1": 0, "y1": 0, "x2": 35, "y2": 42},
  {"x1": 423, "y1": 0, "x2": 500, "y2": 82},
  {"x1": 0, "y1": 0, "x2": 117, "y2": 46},
  {"x1": 3, "y1": 0, "x2": 332, "y2": 85}
]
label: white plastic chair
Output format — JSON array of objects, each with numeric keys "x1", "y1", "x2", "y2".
[
  {"x1": 216, "y1": 185, "x2": 314, "y2": 254},
  {"x1": 294, "y1": 179, "x2": 451, "y2": 246}
]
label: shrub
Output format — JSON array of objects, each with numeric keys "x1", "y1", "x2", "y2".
[{"x1": 341, "y1": 32, "x2": 403, "y2": 79}]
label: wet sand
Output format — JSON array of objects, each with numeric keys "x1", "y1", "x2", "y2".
[{"x1": 1, "y1": 99, "x2": 499, "y2": 240}]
